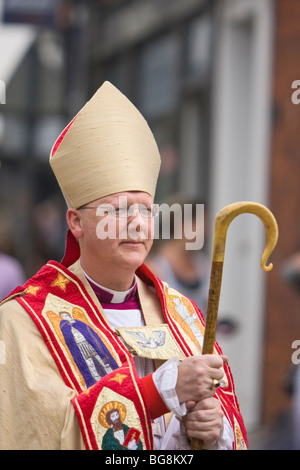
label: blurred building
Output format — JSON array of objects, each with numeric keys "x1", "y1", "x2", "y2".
[
  {"x1": 0, "y1": 0, "x2": 89, "y2": 273},
  {"x1": 0, "y1": 0, "x2": 300, "y2": 447}
]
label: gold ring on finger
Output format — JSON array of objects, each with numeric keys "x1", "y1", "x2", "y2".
[{"x1": 211, "y1": 378, "x2": 221, "y2": 390}]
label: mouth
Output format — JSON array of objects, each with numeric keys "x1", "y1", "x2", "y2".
[{"x1": 120, "y1": 240, "x2": 144, "y2": 245}]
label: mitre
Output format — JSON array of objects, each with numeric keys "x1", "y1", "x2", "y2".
[{"x1": 49, "y1": 81, "x2": 161, "y2": 209}]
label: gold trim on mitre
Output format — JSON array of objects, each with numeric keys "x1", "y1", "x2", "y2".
[{"x1": 50, "y1": 81, "x2": 161, "y2": 208}]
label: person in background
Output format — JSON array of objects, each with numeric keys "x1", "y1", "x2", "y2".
[
  {"x1": 146, "y1": 194, "x2": 210, "y2": 315},
  {"x1": 0, "y1": 210, "x2": 26, "y2": 301}
]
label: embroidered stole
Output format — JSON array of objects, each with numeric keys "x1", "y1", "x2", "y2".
[{"x1": 9, "y1": 260, "x2": 247, "y2": 450}]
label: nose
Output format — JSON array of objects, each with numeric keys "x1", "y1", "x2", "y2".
[
  {"x1": 127, "y1": 204, "x2": 143, "y2": 218},
  {"x1": 127, "y1": 212, "x2": 151, "y2": 240}
]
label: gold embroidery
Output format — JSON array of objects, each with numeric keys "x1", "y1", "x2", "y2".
[
  {"x1": 46, "y1": 308, "x2": 86, "y2": 388},
  {"x1": 42, "y1": 293, "x2": 121, "y2": 389},
  {"x1": 91, "y1": 387, "x2": 146, "y2": 449},
  {"x1": 47, "y1": 262, "x2": 126, "y2": 368},
  {"x1": 116, "y1": 324, "x2": 186, "y2": 361},
  {"x1": 109, "y1": 373, "x2": 128, "y2": 385},
  {"x1": 21, "y1": 296, "x2": 80, "y2": 392},
  {"x1": 166, "y1": 287, "x2": 204, "y2": 354},
  {"x1": 51, "y1": 273, "x2": 70, "y2": 291},
  {"x1": 233, "y1": 416, "x2": 247, "y2": 449},
  {"x1": 26, "y1": 285, "x2": 42, "y2": 296}
]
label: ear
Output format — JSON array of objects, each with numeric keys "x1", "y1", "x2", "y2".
[{"x1": 66, "y1": 208, "x2": 84, "y2": 240}]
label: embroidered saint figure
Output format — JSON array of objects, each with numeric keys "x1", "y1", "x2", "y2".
[
  {"x1": 172, "y1": 296, "x2": 203, "y2": 352},
  {"x1": 99, "y1": 401, "x2": 143, "y2": 450},
  {"x1": 59, "y1": 311, "x2": 118, "y2": 387}
]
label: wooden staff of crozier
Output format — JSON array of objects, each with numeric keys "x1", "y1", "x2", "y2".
[{"x1": 191, "y1": 201, "x2": 279, "y2": 450}]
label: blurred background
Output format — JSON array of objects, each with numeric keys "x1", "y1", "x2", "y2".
[{"x1": 0, "y1": 0, "x2": 300, "y2": 449}]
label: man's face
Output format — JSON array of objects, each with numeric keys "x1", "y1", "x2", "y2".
[
  {"x1": 107, "y1": 409, "x2": 122, "y2": 430},
  {"x1": 60, "y1": 312, "x2": 73, "y2": 323},
  {"x1": 74, "y1": 191, "x2": 154, "y2": 274},
  {"x1": 109, "y1": 410, "x2": 120, "y2": 423}
]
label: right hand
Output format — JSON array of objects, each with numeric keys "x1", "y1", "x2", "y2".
[
  {"x1": 175, "y1": 354, "x2": 227, "y2": 404},
  {"x1": 127, "y1": 440, "x2": 138, "y2": 450},
  {"x1": 183, "y1": 397, "x2": 224, "y2": 448}
]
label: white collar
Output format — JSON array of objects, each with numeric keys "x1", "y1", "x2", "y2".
[{"x1": 83, "y1": 269, "x2": 137, "y2": 304}]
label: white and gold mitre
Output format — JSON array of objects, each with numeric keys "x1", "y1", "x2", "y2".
[{"x1": 49, "y1": 81, "x2": 161, "y2": 209}]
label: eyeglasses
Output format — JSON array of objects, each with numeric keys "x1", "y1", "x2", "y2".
[{"x1": 79, "y1": 203, "x2": 160, "y2": 218}]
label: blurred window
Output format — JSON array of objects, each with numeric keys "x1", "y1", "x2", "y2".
[
  {"x1": 186, "y1": 14, "x2": 212, "y2": 81},
  {"x1": 139, "y1": 33, "x2": 181, "y2": 119}
]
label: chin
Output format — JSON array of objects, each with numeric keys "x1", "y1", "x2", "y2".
[
  {"x1": 118, "y1": 242, "x2": 148, "y2": 268},
  {"x1": 124, "y1": 253, "x2": 145, "y2": 268}
]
